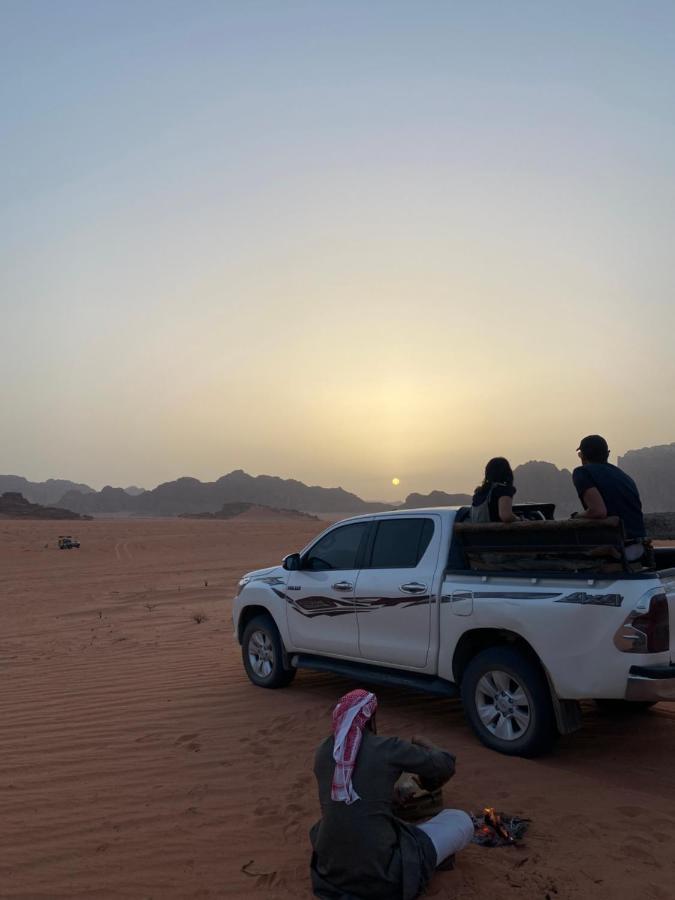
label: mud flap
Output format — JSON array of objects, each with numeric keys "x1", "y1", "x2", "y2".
[{"x1": 544, "y1": 668, "x2": 583, "y2": 734}]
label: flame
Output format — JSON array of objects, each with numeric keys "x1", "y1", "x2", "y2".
[{"x1": 482, "y1": 806, "x2": 513, "y2": 843}]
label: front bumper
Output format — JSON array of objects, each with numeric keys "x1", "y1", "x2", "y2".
[{"x1": 625, "y1": 664, "x2": 675, "y2": 702}]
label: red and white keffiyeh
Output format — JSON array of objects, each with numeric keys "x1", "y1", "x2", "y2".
[{"x1": 331, "y1": 689, "x2": 378, "y2": 805}]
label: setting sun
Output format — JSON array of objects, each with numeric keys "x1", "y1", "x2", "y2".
[{"x1": 391, "y1": 477, "x2": 400, "y2": 486}]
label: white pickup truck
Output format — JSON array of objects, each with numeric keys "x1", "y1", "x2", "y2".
[{"x1": 232, "y1": 506, "x2": 675, "y2": 756}]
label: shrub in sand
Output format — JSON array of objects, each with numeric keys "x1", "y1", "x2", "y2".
[{"x1": 192, "y1": 613, "x2": 208, "y2": 624}]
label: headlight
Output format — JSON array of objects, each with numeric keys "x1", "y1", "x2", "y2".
[{"x1": 236, "y1": 575, "x2": 252, "y2": 596}]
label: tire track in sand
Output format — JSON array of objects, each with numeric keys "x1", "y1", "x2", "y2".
[{"x1": 114, "y1": 540, "x2": 134, "y2": 562}]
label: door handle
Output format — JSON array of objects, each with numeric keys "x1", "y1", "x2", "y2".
[
  {"x1": 332, "y1": 581, "x2": 353, "y2": 592},
  {"x1": 400, "y1": 582, "x2": 427, "y2": 594}
]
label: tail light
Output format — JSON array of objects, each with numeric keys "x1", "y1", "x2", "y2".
[{"x1": 614, "y1": 592, "x2": 670, "y2": 653}]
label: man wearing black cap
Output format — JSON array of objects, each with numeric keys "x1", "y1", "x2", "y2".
[{"x1": 573, "y1": 435, "x2": 646, "y2": 560}]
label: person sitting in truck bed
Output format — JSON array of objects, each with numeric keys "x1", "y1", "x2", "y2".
[
  {"x1": 573, "y1": 434, "x2": 646, "y2": 561},
  {"x1": 470, "y1": 457, "x2": 518, "y2": 523},
  {"x1": 310, "y1": 689, "x2": 474, "y2": 900}
]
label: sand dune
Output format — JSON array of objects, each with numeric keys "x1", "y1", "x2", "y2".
[{"x1": 1, "y1": 518, "x2": 674, "y2": 899}]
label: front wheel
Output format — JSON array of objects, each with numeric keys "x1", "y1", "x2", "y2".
[
  {"x1": 461, "y1": 646, "x2": 557, "y2": 757},
  {"x1": 241, "y1": 615, "x2": 296, "y2": 689}
]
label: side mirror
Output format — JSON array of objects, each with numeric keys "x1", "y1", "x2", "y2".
[{"x1": 282, "y1": 553, "x2": 301, "y2": 571}]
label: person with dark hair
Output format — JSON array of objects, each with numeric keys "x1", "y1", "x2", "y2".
[
  {"x1": 572, "y1": 435, "x2": 646, "y2": 560},
  {"x1": 309, "y1": 689, "x2": 474, "y2": 900},
  {"x1": 470, "y1": 457, "x2": 517, "y2": 523}
]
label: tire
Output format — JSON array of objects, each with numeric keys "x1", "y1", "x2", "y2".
[
  {"x1": 460, "y1": 646, "x2": 557, "y2": 757},
  {"x1": 594, "y1": 699, "x2": 657, "y2": 714},
  {"x1": 241, "y1": 615, "x2": 296, "y2": 689}
]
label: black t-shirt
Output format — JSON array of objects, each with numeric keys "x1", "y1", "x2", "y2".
[
  {"x1": 471, "y1": 482, "x2": 516, "y2": 522},
  {"x1": 572, "y1": 463, "x2": 645, "y2": 539}
]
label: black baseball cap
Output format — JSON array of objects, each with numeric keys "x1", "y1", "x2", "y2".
[{"x1": 577, "y1": 434, "x2": 609, "y2": 457}]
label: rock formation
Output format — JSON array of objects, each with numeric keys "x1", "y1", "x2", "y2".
[
  {"x1": 58, "y1": 470, "x2": 394, "y2": 516},
  {"x1": 0, "y1": 492, "x2": 88, "y2": 520},
  {"x1": 618, "y1": 443, "x2": 675, "y2": 512},
  {"x1": 0, "y1": 476, "x2": 94, "y2": 506}
]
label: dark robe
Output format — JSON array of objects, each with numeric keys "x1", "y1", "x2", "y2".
[{"x1": 309, "y1": 732, "x2": 456, "y2": 900}]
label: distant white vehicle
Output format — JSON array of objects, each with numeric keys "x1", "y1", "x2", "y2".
[
  {"x1": 232, "y1": 506, "x2": 675, "y2": 757},
  {"x1": 58, "y1": 535, "x2": 80, "y2": 549}
]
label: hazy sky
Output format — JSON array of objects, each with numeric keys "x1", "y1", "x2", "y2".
[{"x1": 2, "y1": 1, "x2": 675, "y2": 500}]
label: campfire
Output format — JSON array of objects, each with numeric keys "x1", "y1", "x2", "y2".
[{"x1": 471, "y1": 807, "x2": 530, "y2": 847}]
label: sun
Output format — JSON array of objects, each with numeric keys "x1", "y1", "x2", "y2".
[{"x1": 391, "y1": 477, "x2": 400, "y2": 486}]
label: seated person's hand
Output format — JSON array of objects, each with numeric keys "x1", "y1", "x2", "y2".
[
  {"x1": 393, "y1": 773, "x2": 421, "y2": 804},
  {"x1": 411, "y1": 734, "x2": 435, "y2": 750}
]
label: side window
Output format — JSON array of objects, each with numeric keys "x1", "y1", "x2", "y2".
[
  {"x1": 366, "y1": 518, "x2": 434, "y2": 569},
  {"x1": 304, "y1": 523, "x2": 368, "y2": 571}
]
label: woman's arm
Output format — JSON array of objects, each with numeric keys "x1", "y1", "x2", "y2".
[{"x1": 498, "y1": 495, "x2": 518, "y2": 523}]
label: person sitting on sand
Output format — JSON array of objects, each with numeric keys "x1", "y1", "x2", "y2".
[
  {"x1": 572, "y1": 434, "x2": 646, "y2": 561},
  {"x1": 470, "y1": 457, "x2": 518, "y2": 523},
  {"x1": 309, "y1": 689, "x2": 474, "y2": 900}
]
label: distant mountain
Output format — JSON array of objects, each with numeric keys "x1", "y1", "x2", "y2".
[
  {"x1": 512, "y1": 461, "x2": 579, "y2": 516},
  {"x1": 644, "y1": 512, "x2": 675, "y2": 539},
  {"x1": 0, "y1": 492, "x2": 87, "y2": 520},
  {"x1": 123, "y1": 485, "x2": 145, "y2": 496},
  {"x1": 58, "y1": 470, "x2": 395, "y2": 516},
  {"x1": 12, "y1": 440, "x2": 675, "y2": 519},
  {"x1": 181, "y1": 501, "x2": 319, "y2": 521},
  {"x1": 401, "y1": 490, "x2": 473, "y2": 509},
  {"x1": 618, "y1": 444, "x2": 675, "y2": 512},
  {"x1": 0, "y1": 475, "x2": 94, "y2": 506},
  {"x1": 58, "y1": 486, "x2": 135, "y2": 514}
]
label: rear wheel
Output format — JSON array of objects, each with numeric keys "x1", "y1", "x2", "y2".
[
  {"x1": 241, "y1": 615, "x2": 296, "y2": 689},
  {"x1": 461, "y1": 646, "x2": 557, "y2": 757},
  {"x1": 594, "y1": 699, "x2": 657, "y2": 714}
]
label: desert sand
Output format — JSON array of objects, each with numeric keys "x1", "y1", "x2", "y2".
[{"x1": 1, "y1": 517, "x2": 674, "y2": 900}]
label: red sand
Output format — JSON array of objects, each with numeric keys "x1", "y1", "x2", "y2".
[{"x1": 1, "y1": 518, "x2": 674, "y2": 899}]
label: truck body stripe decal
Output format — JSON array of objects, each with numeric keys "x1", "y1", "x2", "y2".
[
  {"x1": 554, "y1": 592, "x2": 623, "y2": 607},
  {"x1": 440, "y1": 591, "x2": 562, "y2": 602},
  {"x1": 273, "y1": 588, "x2": 431, "y2": 618}
]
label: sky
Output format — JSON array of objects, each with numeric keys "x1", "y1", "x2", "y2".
[{"x1": 2, "y1": 1, "x2": 675, "y2": 500}]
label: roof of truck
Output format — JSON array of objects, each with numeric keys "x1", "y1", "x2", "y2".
[
  {"x1": 339, "y1": 507, "x2": 464, "y2": 524},
  {"x1": 385, "y1": 506, "x2": 464, "y2": 515}
]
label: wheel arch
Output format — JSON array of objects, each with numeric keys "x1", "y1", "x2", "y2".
[
  {"x1": 452, "y1": 628, "x2": 544, "y2": 684},
  {"x1": 452, "y1": 628, "x2": 582, "y2": 737},
  {"x1": 237, "y1": 604, "x2": 275, "y2": 644}
]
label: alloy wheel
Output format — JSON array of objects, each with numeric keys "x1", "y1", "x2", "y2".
[
  {"x1": 475, "y1": 669, "x2": 531, "y2": 741},
  {"x1": 247, "y1": 629, "x2": 275, "y2": 679}
]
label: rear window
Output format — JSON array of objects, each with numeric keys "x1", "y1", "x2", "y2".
[{"x1": 366, "y1": 518, "x2": 434, "y2": 569}]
